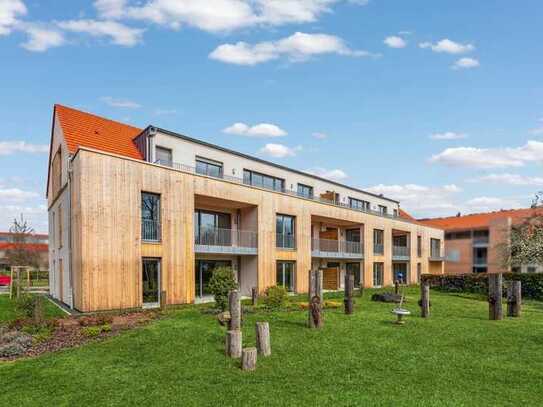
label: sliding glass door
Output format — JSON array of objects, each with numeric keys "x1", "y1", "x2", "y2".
[
  {"x1": 195, "y1": 260, "x2": 232, "y2": 298},
  {"x1": 142, "y1": 258, "x2": 160, "y2": 306}
]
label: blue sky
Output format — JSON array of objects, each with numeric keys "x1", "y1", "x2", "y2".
[{"x1": 1, "y1": 0, "x2": 543, "y2": 233}]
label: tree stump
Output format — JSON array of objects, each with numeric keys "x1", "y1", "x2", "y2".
[
  {"x1": 256, "y1": 322, "x2": 271, "y2": 356},
  {"x1": 507, "y1": 280, "x2": 522, "y2": 317},
  {"x1": 420, "y1": 280, "x2": 430, "y2": 318},
  {"x1": 308, "y1": 269, "x2": 323, "y2": 328},
  {"x1": 488, "y1": 274, "x2": 503, "y2": 320},
  {"x1": 251, "y1": 287, "x2": 258, "y2": 306},
  {"x1": 228, "y1": 290, "x2": 241, "y2": 331},
  {"x1": 344, "y1": 271, "x2": 354, "y2": 315},
  {"x1": 241, "y1": 347, "x2": 257, "y2": 371},
  {"x1": 33, "y1": 295, "x2": 44, "y2": 325},
  {"x1": 394, "y1": 280, "x2": 399, "y2": 295},
  {"x1": 225, "y1": 330, "x2": 242, "y2": 358}
]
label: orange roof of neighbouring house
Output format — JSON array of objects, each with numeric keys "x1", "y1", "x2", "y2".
[
  {"x1": 55, "y1": 104, "x2": 143, "y2": 160},
  {"x1": 0, "y1": 243, "x2": 48, "y2": 252},
  {"x1": 418, "y1": 207, "x2": 543, "y2": 231}
]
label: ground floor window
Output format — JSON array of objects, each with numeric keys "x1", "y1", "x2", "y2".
[
  {"x1": 373, "y1": 262, "x2": 384, "y2": 287},
  {"x1": 142, "y1": 258, "x2": 160, "y2": 305},
  {"x1": 195, "y1": 260, "x2": 232, "y2": 298},
  {"x1": 346, "y1": 262, "x2": 361, "y2": 288},
  {"x1": 276, "y1": 261, "x2": 295, "y2": 292},
  {"x1": 393, "y1": 262, "x2": 408, "y2": 284}
]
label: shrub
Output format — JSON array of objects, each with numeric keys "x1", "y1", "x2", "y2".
[
  {"x1": 208, "y1": 266, "x2": 238, "y2": 311},
  {"x1": 81, "y1": 324, "x2": 111, "y2": 338},
  {"x1": 263, "y1": 286, "x2": 288, "y2": 310},
  {"x1": 15, "y1": 294, "x2": 37, "y2": 318},
  {"x1": 422, "y1": 272, "x2": 543, "y2": 300}
]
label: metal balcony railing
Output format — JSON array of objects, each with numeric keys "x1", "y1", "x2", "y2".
[
  {"x1": 311, "y1": 238, "x2": 363, "y2": 259},
  {"x1": 392, "y1": 246, "x2": 410, "y2": 257},
  {"x1": 142, "y1": 219, "x2": 160, "y2": 242},
  {"x1": 154, "y1": 159, "x2": 401, "y2": 221},
  {"x1": 195, "y1": 227, "x2": 257, "y2": 254},
  {"x1": 276, "y1": 233, "x2": 296, "y2": 249},
  {"x1": 373, "y1": 244, "x2": 384, "y2": 255}
]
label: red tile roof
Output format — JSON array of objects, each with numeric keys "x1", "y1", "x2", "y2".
[
  {"x1": 55, "y1": 104, "x2": 143, "y2": 160},
  {"x1": 0, "y1": 243, "x2": 48, "y2": 252},
  {"x1": 418, "y1": 207, "x2": 543, "y2": 230}
]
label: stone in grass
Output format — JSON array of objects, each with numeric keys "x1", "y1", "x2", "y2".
[
  {"x1": 217, "y1": 311, "x2": 231, "y2": 327},
  {"x1": 371, "y1": 292, "x2": 404, "y2": 303},
  {"x1": 0, "y1": 342, "x2": 27, "y2": 357},
  {"x1": 0, "y1": 331, "x2": 33, "y2": 357}
]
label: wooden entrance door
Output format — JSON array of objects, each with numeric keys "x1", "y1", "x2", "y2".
[{"x1": 323, "y1": 268, "x2": 339, "y2": 290}]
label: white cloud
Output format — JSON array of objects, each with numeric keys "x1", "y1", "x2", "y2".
[
  {"x1": 468, "y1": 173, "x2": 543, "y2": 186},
  {"x1": 464, "y1": 196, "x2": 522, "y2": 213},
  {"x1": 305, "y1": 167, "x2": 348, "y2": 181},
  {"x1": 209, "y1": 31, "x2": 374, "y2": 65},
  {"x1": 430, "y1": 141, "x2": 543, "y2": 169},
  {"x1": 0, "y1": 141, "x2": 49, "y2": 155},
  {"x1": 259, "y1": 143, "x2": 299, "y2": 158},
  {"x1": 0, "y1": 188, "x2": 39, "y2": 203},
  {"x1": 100, "y1": 96, "x2": 141, "y2": 109},
  {"x1": 94, "y1": 0, "x2": 127, "y2": 19},
  {"x1": 0, "y1": 204, "x2": 48, "y2": 233},
  {"x1": 0, "y1": 0, "x2": 26, "y2": 36},
  {"x1": 429, "y1": 132, "x2": 468, "y2": 140},
  {"x1": 419, "y1": 39, "x2": 475, "y2": 54},
  {"x1": 312, "y1": 132, "x2": 328, "y2": 140},
  {"x1": 452, "y1": 57, "x2": 480, "y2": 70},
  {"x1": 19, "y1": 24, "x2": 65, "y2": 52},
  {"x1": 57, "y1": 19, "x2": 144, "y2": 47},
  {"x1": 384, "y1": 35, "x2": 406, "y2": 48},
  {"x1": 223, "y1": 122, "x2": 287, "y2": 137}
]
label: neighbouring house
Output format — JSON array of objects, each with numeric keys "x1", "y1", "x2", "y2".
[
  {"x1": 46, "y1": 104, "x2": 445, "y2": 312},
  {"x1": 419, "y1": 208, "x2": 543, "y2": 274},
  {"x1": 0, "y1": 232, "x2": 49, "y2": 270}
]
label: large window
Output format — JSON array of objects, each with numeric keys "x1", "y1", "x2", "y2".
[
  {"x1": 194, "y1": 210, "x2": 232, "y2": 245},
  {"x1": 346, "y1": 228, "x2": 361, "y2": 242},
  {"x1": 142, "y1": 258, "x2": 160, "y2": 305},
  {"x1": 58, "y1": 205, "x2": 62, "y2": 249},
  {"x1": 430, "y1": 238, "x2": 441, "y2": 258},
  {"x1": 196, "y1": 260, "x2": 232, "y2": 298},
  {"x1": 373, "y1": 229, "x2": 384, "y2": 255},
  {"x1": 276, "y1": 214, "x2": 295, "y2": 249},
  {"x1": 142, "y1": 192, "x2": 161, "y2": 242},
  {"x1": 417, "y1": 235, "x2": 422, "y2": 257},
  {"x1": 155, "y1": 146, "x2": 172, "y2": 165},
  {"x1": 393, "y1": 263, "x2": 408, "y2": 284},
  {"x1": 373, "y1": 263, "x2": 384, "y2": 287},
  {"x1": 346, "y1": 262, "x2": 361, "y2": 288},
  {"x1": 297, "y1": 183, "x2": 313, "y2": 199},
  {"x1": 349, "y1": 197, "x2": 370, "y2": 211},
  {"x1": 378, "y1": 205, "x2": 388, "y2": 216},
  {"x1": 276, "y1": 261, "x2": 295, "y2": 292},
  {"x1": 243, "y1": 169, "x2": 284, "y2": 192},
  {"x1": 196, "y1": 157, "x2": 223, "y2": 178}
]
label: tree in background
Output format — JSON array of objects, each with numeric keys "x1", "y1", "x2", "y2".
[{"x1": 5, "y1": 214, "x2": 39, "y2": 268}]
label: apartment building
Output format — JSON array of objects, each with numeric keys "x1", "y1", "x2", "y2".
[
  {"x1": 0, "y1": 232, "x2": 49, "y2": 270},
  {"x1": 47, "y1": 105, "x2": 444, "y2": 312},
  {"x1": 419, "y1": 208, "x2": 543, "y2": 274}
]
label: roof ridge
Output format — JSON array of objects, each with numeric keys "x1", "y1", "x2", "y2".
[{"x1": 418, "y1": 207, "x2": 537, "y2": 221}]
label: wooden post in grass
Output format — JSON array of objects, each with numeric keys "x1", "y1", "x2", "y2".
[
  {"x1": 251, "y1": 287, "x2": 258, "y2": 306},
  {"x1": 226, "y1": 330, "x2": 242, "y2": 358},
  {"x1": 394, "y1": 280, "x2": 399, "y2": 295},
  {"x1": 241, "y1": 347, "x2": 257, "y2": 371},
  {"x1": 34, "y1": 295, "x2": 44, "y2": 325},
  {"x1": 420, "y1": 280, "x2": 430, "y2": 318},
  {"x1": 344, "y1": 270, "x2": 354, "y2": 315},
  {"x1": 160, "y1": 290, "x2": 167, "y2": 309},
  {"x1": 507, "y1": 280, "x2": 522, "y2": 317},
  {"x1": 229, "y1": 289, "x2": 241, "y2": 331},
  {"x1": 488, "y1": 273, "x2": 503, "y2": 320},
  {"x1": 16, "y1": 267, "x2": 21, "y2": 299},
  {"x1": 256, "y1": 322, "x2": 271, "y2": 356},
  {"x1": 308, "y1": 269, "x2": 323, "y2": 329}
]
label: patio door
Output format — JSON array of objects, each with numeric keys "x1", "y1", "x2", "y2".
[
  {"x1": 346, "y1": 262, "x2": 361, "y2": 288},
  {"x1": 323, "y1": 262, "x2": 340, "y2": 290},
  {"x1": 142, "y1": 258, "x2": 160, "y2": 307},
  {"x1": 195, "y1": 260, "x2": 232, "y2": 298}
]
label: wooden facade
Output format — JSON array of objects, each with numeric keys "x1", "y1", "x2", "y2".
[{"x1": 58, "y1": 147, "x2": 444, "y2": 312}]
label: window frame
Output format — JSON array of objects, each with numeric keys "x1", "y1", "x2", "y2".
[
  {"x1": 141, "y1": 192, "x2": 161, "y2": 242},
  {"x1": 297, "y1": 183, "x2": 314, "y2": 199},
  {"x1": 243, "y1": 169, "x2": 285, "y2": 192},
  {"x1": 276, "y1": 214, "x2": 296, "y2": 249},
  {"x1": 349, "y1": 197, "x2": 370, "y2": 211},
  {"x1": 155, "y1": 146, "x2": 173, "y2": 165},
  {"x1": 373, "y1": 262, "x2": 384, "y2": 287},
  {"x1": 276, "y1": 261, "x2": 295, "y2": 292},
  {"x1": 195, "y1": 156, "x2": 224, "y2": 178}
]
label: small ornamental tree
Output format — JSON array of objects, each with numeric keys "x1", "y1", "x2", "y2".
[
  {"x1": 208, "y1": 266, "x2": 238, "y2": 311},
  {"x1": 5, "y1": 214, "x2": 39, "y2": 268}
]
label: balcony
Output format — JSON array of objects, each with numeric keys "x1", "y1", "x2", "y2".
[
  {"x1": 154, "y1": 159, "x2": 401, "y2": 221},
  {"x1": 194, "y1": 227, "x2": 257, "y2": 255},
  {"x1": 429, "y1": 250, "x2": 446, "y2": 261},
  {"x1": 276, "y1": 233, "x2": 296, "y2": 250},
  {"x1": 392, "y1": 245, "x2": 410, "y2": 261},
  {"x1": 312, "y1": 238, "x2": 363, "y2": 259},
  {"x1": 142, "y1": 219, "x2": 160, "y2": 242}
]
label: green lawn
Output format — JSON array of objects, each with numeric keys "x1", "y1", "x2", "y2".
[
  {"x1": 0, "y1": 295, "x2": 66, "y2": 323},
  {"x1": 1, "y1": 288, "x2": 542, "y2": 406}
]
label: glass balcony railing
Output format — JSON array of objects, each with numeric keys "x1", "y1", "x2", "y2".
[
  {"x1": 392, "y1": 246, "x2": 410, "y2": 257},
  {"x1": 194, "y1": 227, "x2": 257, "y2": 254},
  {"x1": 311, "y1": 238, "x2": 363, "y2": 257}
]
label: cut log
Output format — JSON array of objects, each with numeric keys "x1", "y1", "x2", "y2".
[
  {"x1": 421, "y1": 280, "x2": 430, "y2": 318},
  {"x1": 488, "y1": 274, "x2": 503, "y2": 320},
  {"x1": 241, "y1": 347, "x2": 257, "y2": 371},
  {"x1": 251, "y1": 287, "x2": 258, "y2": 306},
  {"x1": 225, "y1": 330, "x2": 242, "y2": 358},
  {"x1": 344, "y1": 271, "x2": 354, "y2": 315},
  {"x1": 256, "y1": 322, "x2": 271, "y2": 356},
  {"x1": 228, "y1": 290, "x2": 241, "y2": 331},
  {"x1": 507, "y1": 280, "x2": 522, "y2": 317},
  {"x1": 160, "y1": 290, "x2": 167, "y2": 309},
  {"x1": 394, "y1": 280, "x2": 399, "y2": 295},
  {"x1": 308, "y1": 269, "x2": 324, "y2": 328}
]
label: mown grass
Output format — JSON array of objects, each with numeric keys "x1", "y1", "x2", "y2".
[
  {"x1": 0, "y1": 295, "x2": 65, "y2": 323},
  {"x1": 1, "y1": 288, "x2": 542, "y2": 406}
]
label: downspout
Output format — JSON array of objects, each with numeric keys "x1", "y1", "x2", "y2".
[{"x1": 67, "y1": 156, "x2": 74, "y2": 309}]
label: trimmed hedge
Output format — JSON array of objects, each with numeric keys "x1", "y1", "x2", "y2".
[{"x1": 421, "y1": 272, "x2": 543, "y2": 300}]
